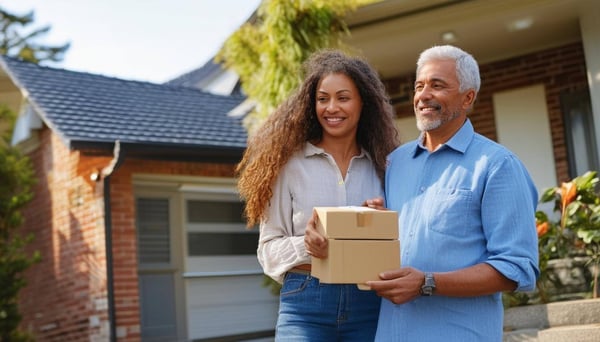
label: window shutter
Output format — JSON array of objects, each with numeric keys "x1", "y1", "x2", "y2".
[{"x1": 137, "y1": 198, "x2": 170, "y2": 264}]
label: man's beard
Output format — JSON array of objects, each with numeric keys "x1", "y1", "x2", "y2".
[{"x1": 416, "y1": 107, "x2": 461, "y2": 132}]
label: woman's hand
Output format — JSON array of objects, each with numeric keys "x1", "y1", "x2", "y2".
[
  {"x1": 363, "y1": 196, "x2": 387, "y2": 210},
  {"x1": 304, "y1": 210, "x2": 328, "y2": 258}
]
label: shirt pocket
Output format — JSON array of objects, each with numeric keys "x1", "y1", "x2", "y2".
[{"x1": 426, "y1": 188, "x2": 474, "y2": 237}]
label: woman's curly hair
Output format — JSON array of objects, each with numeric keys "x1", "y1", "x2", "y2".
[{"x1": 236, "y1": 49, "x2": 400, "y2": 227}]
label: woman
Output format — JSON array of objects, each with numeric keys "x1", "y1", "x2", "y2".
[{"x1": 236, "y1": 49, "x2": 399, "y2": 341}]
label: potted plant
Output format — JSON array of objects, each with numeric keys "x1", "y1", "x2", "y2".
[{"x1": 534, "y1": 171, "x2": 600, "y2": 302}]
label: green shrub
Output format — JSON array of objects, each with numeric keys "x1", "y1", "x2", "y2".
[{"x1": 0, "y1": 106, "x2": 38, "y2": 342}]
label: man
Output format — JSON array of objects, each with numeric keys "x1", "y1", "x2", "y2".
[{"x1": 366, "y1": 45, "x2": 539, "y2": 341}]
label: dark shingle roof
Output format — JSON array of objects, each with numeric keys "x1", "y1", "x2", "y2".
[
  {"x1": 165, "y1": 58, "x2": 222, "y2": 88},
  {"x1": 0, "y1": 56, "x2": 248, "y2": 161},
  {"x1": 164, "y1": 58, "x2": 244, "y2": 96}
]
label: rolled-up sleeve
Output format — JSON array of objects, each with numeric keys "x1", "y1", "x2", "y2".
[{"x1": 482, "y1": 154, "x2": 540, "y2": 291}]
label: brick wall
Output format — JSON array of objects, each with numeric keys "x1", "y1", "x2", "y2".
[
  {"x1": 384, "y1": 42, "x2": 589, "y2": 183},
  {"x1": 19, "y1": 129, "x2": 113, "y2": 341}
]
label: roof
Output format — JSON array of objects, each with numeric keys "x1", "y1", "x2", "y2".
[
  {"x1": 164, "y1": 58, "x2": 243, "y2": 96},
  {"x1": 0, "y1": 56, "x2": 248, "y2": 162},
  {"x1": 165, "y1": 58, "x2": 223, "y2": 88}
]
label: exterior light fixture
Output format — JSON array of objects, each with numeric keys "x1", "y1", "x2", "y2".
[
  {"x1": 507, "y1": 17, "x2": 534, "y2": 32},
  {"x1": 441, "y1": 31, "x2": 458, "y2": 43}
]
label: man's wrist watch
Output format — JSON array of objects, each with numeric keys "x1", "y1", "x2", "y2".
[{"x1": 420, "y1": 272, "x2": 436, "y2": 296}]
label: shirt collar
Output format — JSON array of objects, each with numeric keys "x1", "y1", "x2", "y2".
[
  {"x1": 413, "y1": 119, "x2": 474, "y2": 157},
  {"x1": 304, "y1": 141, "x2": 372, "y2": 161}
]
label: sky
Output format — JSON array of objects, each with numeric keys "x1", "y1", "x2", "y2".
[{"x1": 2, "y1": 0, "x2": 262, "y2": 83}]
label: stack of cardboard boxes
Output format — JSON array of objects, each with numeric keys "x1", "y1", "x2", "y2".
[{"x1": 311, "y1": 206, "x2": 400, "y2": 289}]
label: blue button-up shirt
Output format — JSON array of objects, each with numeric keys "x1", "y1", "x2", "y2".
[{"x1": 376, "y1": 119, "x2": 539, "y2": 342}]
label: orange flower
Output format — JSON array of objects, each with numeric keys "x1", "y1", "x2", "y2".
[
  {"x1": 560, "y1": 181, "x2": 577, "y2": 210},
  {"x1": 536, "y1": 221, "x2": 549, "y2": 237}
]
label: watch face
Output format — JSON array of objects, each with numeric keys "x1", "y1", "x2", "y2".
[{"x1": 421, "y1": 273, "x2": 435, "y2": 296}]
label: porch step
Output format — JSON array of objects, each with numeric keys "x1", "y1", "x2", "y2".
[
  {"x1": 537, "y1": 324, "x2": 600, "y2": 342},
  {"x1": 504, "y1": 298, "x2": 600, "y2": 330},
  {"x1": 503, "y1": 298, "x2": 600, "y2": 342},
  {"x1": 503, "y1": 328, "x2": 538, "y2": 342}
]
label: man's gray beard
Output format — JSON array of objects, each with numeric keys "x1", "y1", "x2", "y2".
[
  {"x1": 416, "y1": 117, "x2": 442, "y2": 131},
  {"x1": 416, "y1": 110, "x2": 461, "y2": 132}
]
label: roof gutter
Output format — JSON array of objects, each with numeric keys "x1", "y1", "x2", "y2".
[
  {"x1": 72, "y1": 141, "x2": 245, "y2": 164},
  {"x1": 100, "y1": 140, "x2": 124, "y2": 342}
]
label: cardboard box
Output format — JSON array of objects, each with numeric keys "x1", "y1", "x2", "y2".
[
  {"x1": 311, "y1": 239, "x2": 400, "y2": 287},
  {"x1": 313, "y1": 206, "x2": 398, "y2": 240},
  {"x1": 311, "y1": 206, "x2": 400, "y2": 289}
]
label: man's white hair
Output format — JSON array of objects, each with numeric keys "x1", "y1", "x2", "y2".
[{"x1": 416, "y1": 45, "x2": 481, "y2": 94}]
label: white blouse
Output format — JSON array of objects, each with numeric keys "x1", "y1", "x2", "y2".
[{"x1": 257, "y1": 142, "x2": 384, "y2": 283}]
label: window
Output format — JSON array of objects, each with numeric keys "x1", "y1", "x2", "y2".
[
  {"x1": 561, "y1": 90, "x2": 599, "y2": 178},
  {"x1": 186, "y1": 200, "x2": 257, "y2": 256}
]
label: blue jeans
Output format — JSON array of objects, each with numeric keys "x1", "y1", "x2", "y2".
[{"x1": 276, "y1": 272, "x2": 381, "y2": 341}]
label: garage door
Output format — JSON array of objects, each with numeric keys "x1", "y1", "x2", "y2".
[{"x1": 183, "y1": 197, "x2": 278, "y2": 340}]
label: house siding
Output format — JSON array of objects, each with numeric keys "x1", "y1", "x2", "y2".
[
  {"x1": 18, "y1": 126, "x2": 237, "y2": 341},
  {"x1": 385, "y1": 41, "x2": 588, "y2": 184}
]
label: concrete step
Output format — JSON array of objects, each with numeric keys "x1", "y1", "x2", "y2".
[
  {"x1": 537, "y1": 323, "x2": 600, "y2": 342},
  {"x1": 503, "y1": 298, "x2": 600, "y2": 342},
  {"x1": 504, "y1": 323, "x2": 600, "y2": 342},
  {"x1": 503, "y1": 328, "x2": 538, "y2": 342},
  {"x1": 504, "y1": 298, "x2": 600, "y2": 331}
]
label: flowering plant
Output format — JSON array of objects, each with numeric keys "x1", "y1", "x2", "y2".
[{"x1": 535, "y1": 170, "x2": 600, "y2": 302}]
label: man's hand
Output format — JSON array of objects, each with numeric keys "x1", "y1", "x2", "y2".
[
  {"x1": 304, "y1": 210, "x2": 328, "y2": 258},
  {"x1": 366, "y1": 267, "x2": 425, "y2": 304}
]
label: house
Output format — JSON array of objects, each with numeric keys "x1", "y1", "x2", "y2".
[
  {"x1": 3, "y1": 0, "x2": 600, "y2": 341},
  {"x1": 343, "y1": 0, "x2": 600, "y2": 193},
  {"x1": 0, "y1": 57, "x2": 279, "y2": 341},
  {"x1": 190, "y1": 0, "x2": 599, "y2": 192}
]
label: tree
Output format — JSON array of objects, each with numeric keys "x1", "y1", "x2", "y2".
[
  {"x1": 0, "y1": 7, "x2": 70, "y2": 63},
  {"x1": 0, "y1": 105, "x2": 38, "y2": 342},
  {"x1": 216, "y1": 0, "x2": 376, "y2": 133}
]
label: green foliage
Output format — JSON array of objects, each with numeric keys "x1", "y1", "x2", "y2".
[
  {"x1": 0, "y1": 106, "x2": 38, "y2": 342},
  {"x1": 506, "y1": 171, "x2": 600, "y2": 307},
  {"x1": 538, "y1": 171, "x2": 600, "y2": 296},
  {"x1": 216, "y1": 0, "x2": 373, "y2": 133},
  {"x1": 0, "y1": 7, "x2": 70, "y2": 63}
]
